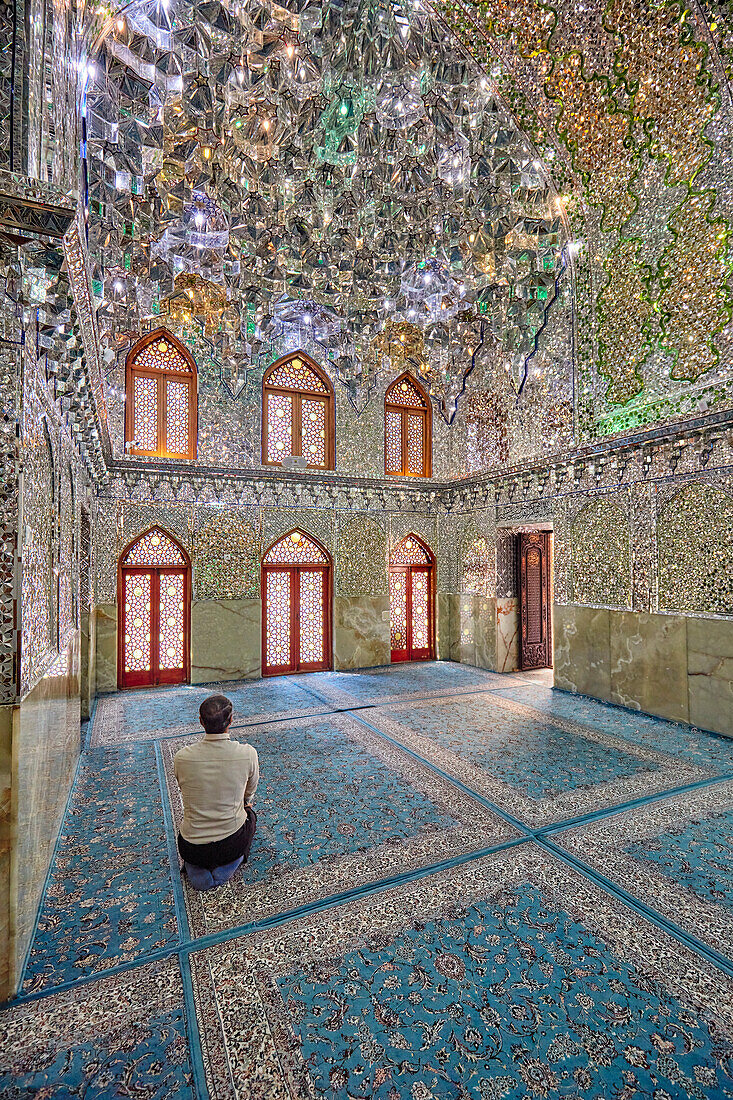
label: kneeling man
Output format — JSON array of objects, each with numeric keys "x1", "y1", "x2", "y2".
[{"x1": 174, "y1": 694, "x2": 259, "y2": 890}]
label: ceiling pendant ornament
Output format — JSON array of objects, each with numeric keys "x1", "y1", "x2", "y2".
[{"x1": 86, "y1": 0, "x2": 568, "y2": 421}]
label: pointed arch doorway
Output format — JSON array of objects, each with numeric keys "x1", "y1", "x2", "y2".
[
  {"x1": 389, "y1": 535, "x2": 435, "y2": 662},
  {"x1": 262, "y1": 530, "x2": 333, "y2": 676},
  {"x1": 118, "y1": 527, "x2": 191, "y2": 689}
]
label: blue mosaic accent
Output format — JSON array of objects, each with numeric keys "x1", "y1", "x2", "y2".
[
  {"x1": 278, "y1": 886, "x2": 733, "y2": 1100},
  {"x1": 626, "y1": 809, "x2": 733, "y2": 909},
  {"x1": 494, "y1": 685, "x2": 733, "y2": 774},
  {"x1": 22, "y1": 743, "x2": 178, "y2": 993},
  {"x1": 227, "y1": 719, "x2": 457, "y2": 884},
  {"x1": 0, "y1": 1005, "x2": 193, "y2": 1098},
  {"x1": 386, "y1": 701, "x2": 657, "y2": 798},
  {"x1": 304, "y1": 661, "x2": 506, "y2": 703}
]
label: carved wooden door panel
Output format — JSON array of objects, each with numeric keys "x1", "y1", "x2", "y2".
[{"x1": 518, "y1": 532, "x2": 552, "y2": 670}]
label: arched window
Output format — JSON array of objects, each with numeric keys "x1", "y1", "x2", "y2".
[
  {"x1": 389, "y1": 534, "x2": 435, "y2": 662},
  {"x1": 261, "y1": 529, "x2": 332, "y2": 675},
  {"x1": 262, "y1": 352, "x2": 335, "y2": 470},
  {"x1": 118, "y1": 527, "x2": 191, "y2": 689},
  {"x1": 125, "y1": 329, "x2": 197, "y2": 460},
  {"x1": 385, "y1": 372, "x2": 431, "y2": 477}
]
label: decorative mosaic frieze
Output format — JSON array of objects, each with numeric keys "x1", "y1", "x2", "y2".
[
  {"x1": 20, "y1": 396, "x2": 55, "y2": 693},
  {"x1": 0, "y1": 290, "x2": 20, "y2": 702}
]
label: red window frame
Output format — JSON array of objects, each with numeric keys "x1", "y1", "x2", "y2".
[
  {"x1": 117, "y1": 529, "x2": 191, "y2": 690},
  {"x1": 389, "y1": 535, "x2": 436, "y2": 663},
  {"x1": 261, "y1": 352, "x2": 336, "y2": 470},
  {"x1": 125, "y1": 328, "x2": 198, "y2": 460},
  {"x1": 261, "y1": 530, "x2": 333, "y2": 676},
  {"x1": 384, "y1": 372, "x2": 432, "y2": 478}
]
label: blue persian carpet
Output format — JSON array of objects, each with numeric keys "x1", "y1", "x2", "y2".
[
  {"x1": 363, "y1": 692, "x2": 711, "y2": 827},
  {"x1": 554, "y1": 783, "x2": 733, "y2": 960},
  {"x1": 279, "y1": 890, "x2": 731, "y2": 1100},
  {"x1": 302, "y1": 660, "x2": 513, "y2": 705},
  {"x1": 4, "y1": 663, "x2": 733, "y2": 1097},
  {"x1": 21, "y1": 742, "x2": 178, "y2": 993},
  {"x1": 221, "y1": 719, "x2": 457, "y2": 877},
  {"x1": 0, "y1": 960, "x2": 193, "y2": 1097},
  {"x1": 493, "y1": 683, "x2": 733, "y2": 772},
  {"x1": 162, "y1": 713, "x2": 515, "y2": 934},
  {"x1": 377, "y1": 698, "x2": 657, "y2": 798},
  {"x1": 191, "y1": 848, "x2": 733, "y2": 1099},
  {"x1": 90, "y1": 675, "x2": 327, "y2": 746}
]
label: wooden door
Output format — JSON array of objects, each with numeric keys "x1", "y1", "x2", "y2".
[
  {"x1": 262, "y1": 563, "x2": 331, "y2": 676},
  {"x1": 119, "y1": 565, "x2": 189, "y2": 689},
  {"x1": 389, "y1": 563, "x2": 434, "y2": 662},
  {"x1": 518, "y1": 531, "x2": 552, "y2": 670}
]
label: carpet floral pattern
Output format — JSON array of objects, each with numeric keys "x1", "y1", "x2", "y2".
[
  {"x1": 162, "y1": 713, "x2": 516, "y2": 935},
  {"x1": 189, "y1": 846, "x2": 733, "y2": 1099},
  {"x1": 555, "y1": 780, "x2": 733, "y2": 959},
  {"x1": 0, "y1": 960, "x2": 193, "y2": 1097},
  {"x1": 494, "y1": 684, "x2": 733, "y2": 773},
  {"x1": 91, "y1": 677, "x2": 328, "y2": 747},
  {"x1": 365, "y1": 693, "x2": 713, "y2": 826},
  {"x1": 301, "y1": 661, "x2": 525, "y2": 707},
  {"x1": 3, "y1": 663, "x2": 732, "y2": 1098},
  {"x1": 21, "y1": 742, "x2": 178, "y2": 993}
]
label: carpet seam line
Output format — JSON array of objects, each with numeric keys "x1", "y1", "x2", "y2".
[
  {"x1": 3, "y1": 834, "x2": 532, "y2": 1008},
  {"x1": 12, "y1": 674, "x2": 733, "y2": 1021},
  {"x1": 536, "y1": 837, "x2": 733, "y2": 977}
]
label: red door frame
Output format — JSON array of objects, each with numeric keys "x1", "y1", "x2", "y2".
[
  {"x1": 117, "y1": 532, "x2": 191, "y2": 690},
  {"x1": 261, "y1": 534, "x2": 333, "y2": 677},
  {"x1": 389, "y1": 536, "x2": 436, "y2": 663}
]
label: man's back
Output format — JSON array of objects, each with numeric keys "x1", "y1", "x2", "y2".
[{"x1": 174, "y1": 737, "x2": 259, "y2": 845}]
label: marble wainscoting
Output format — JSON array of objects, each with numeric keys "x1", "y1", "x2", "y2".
[
  {"x1": 0, "y1": 634, "x2": 82, "y2": 999},
  {"x1": 333, "y1": 595, "x2": 390, "y2": 670},
  {"x1": 80, "y1": 609, "x2": 96, "y2": 720},
  {"x1": 553, "y1": 605, "x2": 611, "y2": 700},
  {"x1": 94, "y1": 603, "x2": 117, "y2": 694},
  {"x1": 687, "y1": 617, "x2": 733, "y2": 736},
  {"x1": 458, "y1": 596, "x2": 496, "y2": 669},
  {"x1": 436, "y1": 593, "x2": 460, "y2": 661},
  {"x1": 554, "y1": 605, "x2": 733, "y2": 738},
  {"x1": 191, "y1": 599, "x2": 260, "y2": 683},
  {"x1": 495, "y1": 598, "x2": 520, "y2": 673}
]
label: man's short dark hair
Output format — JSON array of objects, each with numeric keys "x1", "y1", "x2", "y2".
[{"x1": 199, "y1": 694, "x2": 233, "y2": 735}]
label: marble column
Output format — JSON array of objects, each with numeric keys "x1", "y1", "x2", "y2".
[
  {"x1": 608, "y1": 610, "x2": 688, "y2": 723},
  {"x1": 553, "y1": 604, "x2": 611, "y2": 699},
  {"x1": 437, "y1": 593, "x2": 459, "y2": 661},
  {"x1": 495, "y1": 598, "x2": 520, "y2": 672}
]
